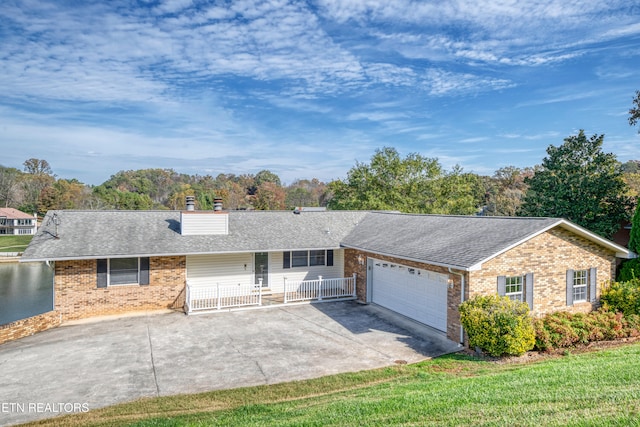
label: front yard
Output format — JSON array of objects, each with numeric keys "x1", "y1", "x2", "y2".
[
  {"x1": 28, "y1": 341, "x2": 640, "y2": 426},
  {"x1": 0, "y1": 235, "x2": 32, "y2": 252}
]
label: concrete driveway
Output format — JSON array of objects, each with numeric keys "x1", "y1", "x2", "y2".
[{"x1": 0, "y1": 301, "x2": 460, "y2": 426}]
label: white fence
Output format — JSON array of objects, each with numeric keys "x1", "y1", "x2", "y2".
[
  {"x1": 185, "y1": 282, "x2": 262, "y2": 313},
  {"x1": 185, "y1": 275, "x2": 357, "y2": 313},
  {"x1": 284, "y1": 274, "x2": 357, "y2": 303}
]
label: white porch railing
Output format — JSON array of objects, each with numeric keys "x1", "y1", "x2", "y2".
[
  {"x1": 284, "y1": 274, "x2": 357, "y2": 303},
  {"x1": 185, "y1": 281, "x2": 263, "y2": 313}
]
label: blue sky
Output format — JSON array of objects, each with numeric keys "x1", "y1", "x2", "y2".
[{"x1": 1, "y1": 0, "x2": 639, "y2": 185}]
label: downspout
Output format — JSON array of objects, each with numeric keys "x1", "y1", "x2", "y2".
[{"x1": 448, "y1": 267, "x2": 465, "y2": 345}]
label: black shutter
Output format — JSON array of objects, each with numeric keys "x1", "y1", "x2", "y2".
[
  {"x1": 327, "y1": 250, "x2": 334, "y2": 266},
  {"x1": 566, "y1": 269, "x2": 574, "y2": 306},
  {"x1": 283, "y1": 251, "x2": 290, "y2": 269},
  {"x1": 97, "y1": 259, "x2": 107, "y2": 288},
  {"x1": 497, "y1": 276, "x2": 506, "y2": 296},
  {"x1": 589, "y1": 267, "x2": 597, "y2": 303},
  {"x1": 525, "y1": 273, "x2": 534, "y2": 310},
  {"x1": 140, "y1": 257, "x2": 150, "y2": 286}
]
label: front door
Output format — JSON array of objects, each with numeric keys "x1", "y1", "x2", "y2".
[{"x1": 254, "y1": 252, "x2": 269, "y2": 287}]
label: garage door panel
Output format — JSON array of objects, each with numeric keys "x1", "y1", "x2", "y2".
[{"x1": 371, "y1": 260, "x2": 447, "y2": 332}]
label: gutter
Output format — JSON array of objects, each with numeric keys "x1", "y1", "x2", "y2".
[{"x1": 448, "y1": 267, "x2": 465, "y2": 345}]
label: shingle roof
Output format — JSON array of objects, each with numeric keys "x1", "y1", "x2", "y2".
[
  {"x1": 341, "y1": 212, "x2": 574, "y2": 270},
  {"x1": 21, "y1": 210, "x2": 369, "y2": 261},
  {"x1": 21, "y1": 209, "x2": 629, "y2": 267}
]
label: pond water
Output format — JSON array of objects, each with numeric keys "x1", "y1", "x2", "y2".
[{"x1": 0, "y1": 262, "x2": 53, "y2": 325}]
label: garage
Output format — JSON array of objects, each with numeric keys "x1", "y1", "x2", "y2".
[{"x1": 369, "y1": 259, "x2": 448, "y2": 332}]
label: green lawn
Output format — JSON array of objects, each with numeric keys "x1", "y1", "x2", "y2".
[
  {"x1": 28, "y1": 342, "x2": 640, "y2": 427},
  {"x1": 0, "y1": 235, "x2": 32, "y2": 252}
]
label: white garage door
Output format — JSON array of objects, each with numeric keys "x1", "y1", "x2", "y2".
[{"x1": 370, "y1": 259, "x2": 448, "y2": 332}]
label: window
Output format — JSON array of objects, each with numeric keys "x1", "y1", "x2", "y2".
[
  {"x1": 283, "y1": 250, "x2": 334, "y2": 269},
  {"x1": 309, "y1": 250, "x2": 325, "y2": 266},
  {"x1": 110, "y1": 258, "x2": 139, "y2": 285},
  {"x1": 97, "y1": 257, "x2": 150, "y2": 287},
  {"x1": 505, "y1": 276, "x2": 524, "y2": 302},
  {"x1": 573, "y1": 269, "x2": 588, "y2": 302},
  {"x1": 17, "y1": 219, "x2": 32, "y2": 226},
  {"x1": 291, "y1": 251, "x2": 309, "y2": 267},
  {"x1": 498, "y1": 273, "x2": 533, "y2": 309},
  {"x1": 566, "y1": 268, "x2": 596, "y2": 306}
]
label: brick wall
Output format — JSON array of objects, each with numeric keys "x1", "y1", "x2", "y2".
[
  {"x1": 54, "y1": 256, "x2": 187, "y2": 321},
  {"x1": 0, "y1": 311, "x2": 61, "y2": 345},
  {"x1": 470, "y1": 228, "x2": 616, "y2": 316},
  {"x1": 345, "y1": 227, "x2": 618, "y2": 344}
]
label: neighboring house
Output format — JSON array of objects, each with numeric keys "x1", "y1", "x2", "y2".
[
  {"x1": 0, "y1": 208, "x2": 38, "y2": 236},
  {"x1": 21, "y1": 205, "x2": 631, "y2": 344}
]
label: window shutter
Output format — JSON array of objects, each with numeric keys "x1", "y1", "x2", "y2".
[
  {"x1": 589, "y1": 267, "x2": 597, "y2": 303},
  {"x1": 327, "y1": 250, "x2": 334, "y2": 267},
  {"x1": 283, "y1": 251, "x2": 290, "y2": 269},
  {"x1": 566, "y1": 269, "x2": 574, "y2": 306},
  {"x1": 140, "y1": 257, "x2": 150, "y2": 286},
  {"x1": 525, "y1": 273, "x2": 534, "y2": 310},
  {"x1": 97, "y1": 259, "x2": 107, "y2": 288},
  {"x1": 497, "y1": 276, "x2": 506, "y2": 296}
]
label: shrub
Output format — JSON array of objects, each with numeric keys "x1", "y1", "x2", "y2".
[
  {"x1": 534, "y1": 310, "x2": 637, "y2": 351},
  {"x1": 601, "y1": 279, "x2": 640, "y2": 317},
  {"x1": 459, "y1": 295, "x2": 535, "y2": 357},
  {"x1": 617, "y1": 259, "x2": 640, "y2": 282}
]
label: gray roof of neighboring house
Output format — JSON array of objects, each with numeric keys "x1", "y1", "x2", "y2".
[
  {"x1": 21, "y1": 209, "x2": 630, "y2": 268},
  {"x1": 21, "y1": 210, "x2": 369, "y2": 261}
]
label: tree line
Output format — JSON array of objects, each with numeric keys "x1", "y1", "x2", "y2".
[{"x1": 2, "y1": 91, "x2": 639, "y2": 240}]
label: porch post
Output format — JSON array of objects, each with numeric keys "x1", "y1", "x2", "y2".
[
  {"x1": 186, "y1": 283, "x2": 191, "y2": 313},
  {"x1": 318, "y1": 276, "x2": 323, "y2": 301},
  {"x1": 216, "y1": 283, "x2": 221, "y2": 310},
  {"x1": 352, "y1": 273, "x2": 357, "y2": 298},
  {"x1": 284, "y1": 277, "x2": 288, "y2": 303},
  {"x1": 258, "y1": 278, "x2": 263, "y2": 306}
]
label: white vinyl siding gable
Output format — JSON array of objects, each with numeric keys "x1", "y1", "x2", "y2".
[{"x1": 180, "y1": 212, "x2": 229, "y2": 235}]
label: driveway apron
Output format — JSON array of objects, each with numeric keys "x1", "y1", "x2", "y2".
[{"x1": 0, "y1": 301, "x2": 460, "y2": 426}]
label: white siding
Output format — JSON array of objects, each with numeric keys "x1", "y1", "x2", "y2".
[
  {"x1": 180, "y1": 212, "x2": 229, "y2": 235},
  {"x1": 187, "y1": 253, "x2": 252, "y2": 287},
  {"x1": 269, "y1": 250, "x2": 345, "y2": 293}
]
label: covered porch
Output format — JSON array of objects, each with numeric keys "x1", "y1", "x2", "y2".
[{"x1": 185, "y1": 274, "x2": 357, "y2": 314}]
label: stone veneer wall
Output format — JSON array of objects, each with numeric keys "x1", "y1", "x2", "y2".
[
  {"x1": 54, "y1": 256, "x2": 187, "y2": 321},
  {"x1": 0, "y1": 311, "x2": 61, "y2": 345},
  {"x1": 469, "y1": 227, "x2": 616, "y2": 316}
]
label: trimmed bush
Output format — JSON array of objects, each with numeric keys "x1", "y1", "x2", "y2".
[
  {"x1": 601, "y1": 279, "x2": 640, "y2": 317},
  {"x1": 534, "y1": 310, "x2": 638, "y2": 351},
  {"x1": 459, "y1": 295, "x2": 535, "y2": 357}
]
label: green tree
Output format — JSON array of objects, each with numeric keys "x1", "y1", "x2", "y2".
[
  {"x1": 328, "y1": 147, "x2": 442, "y2": 212},
  {"x1": 519, "y1": 130, "x2": 632, "y2": 238},
  {"x1": 629, "y1": 90, "x2": 640, "y2": 132},
  {"x1": 21, "y1": 158, "x2": 55, "y2": 214}
]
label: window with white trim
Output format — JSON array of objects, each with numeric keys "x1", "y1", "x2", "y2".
[
  {"x1": 110, "y1": 258, "x2": 139, "y2": 285},
  {"x1": 505, "y1": 276, "x2": 524, "y2": 302},
  {"x1": 283, "y1": 250, "x2": 334, "y2": 269},
  {"x1": 573, "y1": 269, "x2": 588, "y2": 302},
  {"x1": 97, "y1": 257, "x2": 150, "y2": 287}
]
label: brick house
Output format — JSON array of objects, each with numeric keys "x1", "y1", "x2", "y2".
[{"x1": 20, "y1": 207, "x2": 631, "y2": 344}]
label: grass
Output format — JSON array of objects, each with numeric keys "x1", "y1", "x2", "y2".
[
  {"x1": 25, "y1": 342, "x2": 640, "y2": 427},
  {"x1": 0, "y1": 235, "x2": 32, "y2": 252}
]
